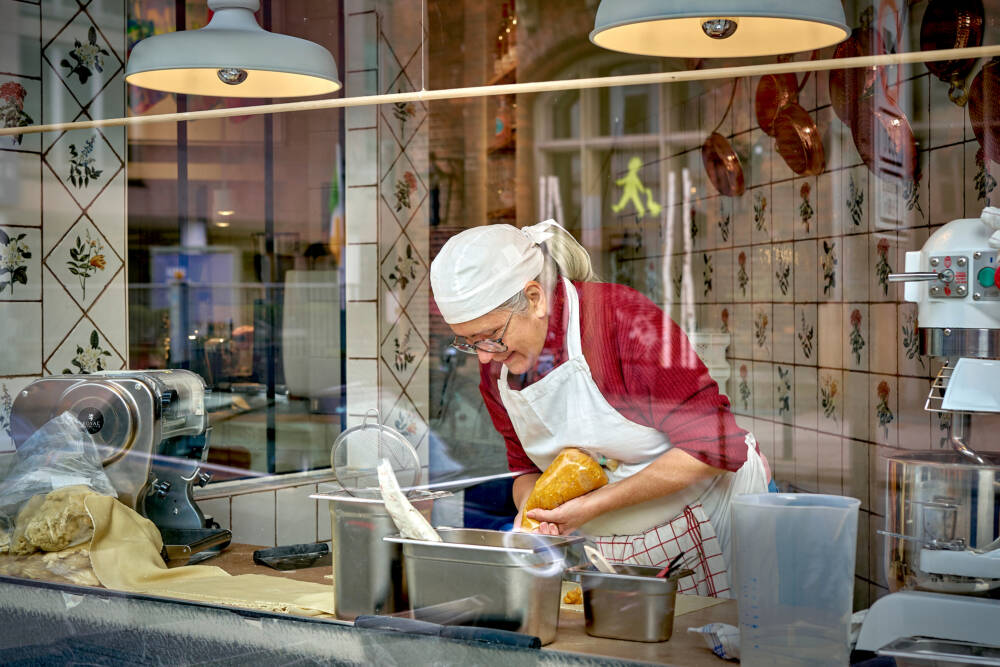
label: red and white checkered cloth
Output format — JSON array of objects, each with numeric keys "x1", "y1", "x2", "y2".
[{"x1": 593, "y1": 502, "x2": 731, "y2": 598}]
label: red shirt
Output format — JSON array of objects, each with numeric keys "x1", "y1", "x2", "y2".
[{"x1": 479, "y1": 280, "x2": 750, "y2": 475}]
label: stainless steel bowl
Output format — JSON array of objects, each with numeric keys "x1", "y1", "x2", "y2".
[
  {"x1": 567, "y1": 564, "x2": 690, "y2": 642},
  {"x1": 884, "y1": 451, "x2": 1000, "y2": 594},
  {"x1": 385, "y1": 528, "x2": 583, "y2": 645}
]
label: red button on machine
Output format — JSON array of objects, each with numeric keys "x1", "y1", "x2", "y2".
[{"x1": 995, "y1": 265, "x2": 1000, "y2": 290}]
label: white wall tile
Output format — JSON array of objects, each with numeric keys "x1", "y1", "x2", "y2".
[
  {"x1": 196, "y1": 497, "x2": 231, "y2": 531},
  {"x1": 345, "y1": 243, "x2": 378, "y2": 301},
  {"x1": 346, "y1": 301, "x2": 378, "y2": 358},
  {"x1": 346, "y1": 128, "x2": 378, "y2": 186},
  {"x1": 276, "y1": 485, "x2": 319, "y2": 545},
  {"x1": 230, "y1": 491, "x2": 276, "y2": 547},
  {"x1": 0, "y1": 302, "x2": 40, "y2": 375}
]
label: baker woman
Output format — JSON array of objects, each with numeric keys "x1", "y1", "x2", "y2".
[{"x1": 430, "y1": 220, "x2": 769, "y2": 598}]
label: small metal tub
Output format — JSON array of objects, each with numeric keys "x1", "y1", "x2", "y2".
[
  {"x1": 567, "y1": 564, "x2": 690, "y2": 643},
  {"x1": 385, "y1": 528, "x2": 582, "y2": 645}
]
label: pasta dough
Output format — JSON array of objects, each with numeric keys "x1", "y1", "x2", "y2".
[
  {"x1": 22, "y1": 485, "x2": 98, "y2": 553},
  {"x1": 520, "y1": 448, "x2": 607, "y2": 532}
]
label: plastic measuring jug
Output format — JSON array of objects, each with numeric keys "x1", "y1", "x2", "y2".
[{"x1": 732, "y1": 493, "x2": 860, "y2": 667}]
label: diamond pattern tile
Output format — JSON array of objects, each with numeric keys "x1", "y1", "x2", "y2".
[
  {"x1": 0, "y1": 376, "x2": 32, "y2": 452},
  {"x1": 47, "y1": 317, "x2": 124, "y2": 376},
  {"x1": 44, "y1": 12, "x2": 123, "y2": 111},
  {"x1": 386, "y1": 390, "x2": 427, "y2": 453},
  {"x1": 380, "y1": 100, "x2": 426, "y2": 154},
  {"x1": 45, "y1": 215, "x2": 122, "y2": 310},
  {"x1": 42, "y1": 262, "x2": 84, "y2": 359},
  {"x1": 380, "y1": 310, "x2": 427, "y2": 390},
  {"x1": 380, "y1": 150, "x2": 427, "y2": 231},
  {"x1": 45, "y1": 127, "x2": 122, "y2": 210},
  {"x1": 380, "y1": 232, "x2": 427, "y2": 312}
]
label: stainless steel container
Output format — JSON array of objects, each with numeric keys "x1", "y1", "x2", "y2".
[
  {"x1": 567, "y1": 564, "x2": 686, "y2": 642},
  {"x1": 327, "y1": 491, "x2": 442, "y2": 620},
  {"x1": 884, "y1": 451, "x2": 1000, "y2": 594},
  {"x1": 385, "y1": 528, "x2": 582, "y2": 645}
]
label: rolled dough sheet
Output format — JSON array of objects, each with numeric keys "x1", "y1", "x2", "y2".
[{"x1": 84, "y1": 495, "x2": 335, "y2": 617}]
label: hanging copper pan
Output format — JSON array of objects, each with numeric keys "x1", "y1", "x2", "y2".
[
  {"x1": 773, "y1": 103, "x2": 826, "y2": 176},
  {"x1": 829, "y1": 6, "x2": 878, "y2": 125},
  {"x1": 702, "y1": 81, "x2": 745, "y2": 197},
  {"x1": 920, "y1": 0, "x2": 985, "y2": 106},
  {"x1": 851, "y1": 0, "x2": 918, "y2": 180},
  {"x1": 969, "y1": 58, "x2": 1000, "y2": 164},
  {"x1": 755, "y1": 69, "x2": 800, "y2": 137}
]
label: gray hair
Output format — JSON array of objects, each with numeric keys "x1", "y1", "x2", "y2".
[{"x1": 496, "y1": 226, "x2": 599, "y2": 313}]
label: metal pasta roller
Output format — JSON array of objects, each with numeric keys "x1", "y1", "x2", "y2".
[{"x1": 10, "y1": 369, "x2": 231, "y2": 565}]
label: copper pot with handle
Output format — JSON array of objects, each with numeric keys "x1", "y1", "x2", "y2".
[
  {"x1": 920, "y1": 0, "x2": 985, "y2": 106},
  {"x1": 851, "y1": 0, "x2": 918, "y2": 180},
  {"x1": 701, "y1": 80, "x2": 746, "y2": 197},
  {"x1": 969, "y1": 57, "x2": 1000, "y2": 164},
  {"x1": 829, "y1": 6, "x2": 878, "y2": 126}
]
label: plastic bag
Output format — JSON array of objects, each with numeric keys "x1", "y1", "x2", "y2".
[
  {"x1": 0, "y1": 412, "x2": 117, "y2": 553},
  {"x1": 520, "y1": 448, "x2": 607, "y2": 532}
]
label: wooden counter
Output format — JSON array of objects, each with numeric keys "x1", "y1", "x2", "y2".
[{"x1": 213, "y1": 544, "x2": 735, "y2": 666}]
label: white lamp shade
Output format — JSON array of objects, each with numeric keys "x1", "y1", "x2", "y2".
[
  {"x1": 126, "y1": 1, "x2": 341, "y2": 98},
  {"x1": 590, "y1": 0, "x2": 849, "y2": 58}
]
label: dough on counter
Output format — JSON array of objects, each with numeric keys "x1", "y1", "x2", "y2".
[
  {"x1": 563, "y1": 586, "x2": 583, "y2": 605},
  {"x1": 41, "y1": 545, "x2": 100, "y2": 587},
  {"x1": 23, "y1": 485, "x2": 98, "y2": 553}
]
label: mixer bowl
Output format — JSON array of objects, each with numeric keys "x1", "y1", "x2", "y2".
[{"x1": 884, "y1": 451, "x2": 1000, "y2": 595}]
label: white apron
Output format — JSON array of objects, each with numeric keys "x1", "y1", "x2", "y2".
[{"x1": 498, "y1": 279, "x2": 767, "y2": 577}]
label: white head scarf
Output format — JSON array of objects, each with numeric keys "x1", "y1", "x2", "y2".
[{"x1": 431, "y1": 220, "x2": 560, "y2": 324}]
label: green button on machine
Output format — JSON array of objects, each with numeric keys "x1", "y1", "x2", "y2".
[{"x1": 978, "y1": 266, "x2": 996, "y2": 288}]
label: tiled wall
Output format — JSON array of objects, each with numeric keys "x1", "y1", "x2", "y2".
[
  {"x1": 608, "y1": 2, "x2": 1000, "y2": 608},
  {"x1": 0, "y1": 0, "x2": 127, "y2": 452},
  {"x1": 344, "y1": 0, "x2": 430, "y2": 469}
]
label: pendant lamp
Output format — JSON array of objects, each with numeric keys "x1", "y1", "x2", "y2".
[
  {"x1": 126, "y1": 0, "x2": 341, "y2": 98},
  {"x1": 590, "y1": 0, "x2": 849, "y2": 58}
]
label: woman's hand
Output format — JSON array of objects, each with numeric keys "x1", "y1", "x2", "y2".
[{"x1": 525, "y1": 493, "x2": 599, "y2": 536}]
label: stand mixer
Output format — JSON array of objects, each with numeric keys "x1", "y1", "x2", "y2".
[
  {"x1": 856, "y1": 207, "x2": 1000, "y2": 663},
  {"x1": 9, "y1": 369, "x2": 231, "y2": 565}
]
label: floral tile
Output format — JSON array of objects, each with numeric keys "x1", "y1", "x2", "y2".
[
  {"x1": 380, "y1": 310, "x2": 427, "y2": 391},
  {"x1": 751, "y1": 304, "x2": 772, "y2": 361},
  {"x1": 45, "y1": 216, "x2": 122, "y2": 311},
  {"x1": 735, "y1": 248, "x2": 751, "y2": 301},
  {"x1": 379, "y1": 149, "x2": 426, "y2": 231},
  {"x1": 734, "y1": 362, "x2": 753, "y2": 415},
  {"x1": 772, "y1": 242, "x2": 793, "y2": 302},
  {"x1": 0, "y1": 377, "x2": 32, "y2": 452},
  {"x1": 818, "y1": 368, "x2": 844, "y2": 435},
  {"x1": 774, "y1": 363, "x2": 794, "y2": 424},
  {"x1": 793, "y1": 176, "x2": 817, "y2": 239},
  {"x1": 794, "y1": 304, "x2": 817, "y2": 366},
  {"x1": 817, "y1": 237, "x2": 842, "y2": 302},
  {"x1": 380, "y1": 232, "x2": 427, "y2": 312},
  {"x1": 869, "y1": 232, "x2": 897, "y2": 302},
  {"x1": 750, "y1": 185, "x2": 771, "y2": 244},
  {"x1": 0, "y1": 302, "x2": 41, "y2": 375},
  {"x1": 43, "y1": 14, "x2": 123, "y2": 111},
  {"x1": 45, "y1": 128, "x2": 122, "y2": 211},
  {"x1": 384, "y1": 389, "x2": 428, "y2": 457},
  {"x1": 86, "y1": 3, "x2": 126, "y2": 63},
  {"x1": 966, "y1": 140, "x2": 998, "y2": 215},
  {"x1": 871, "y1": 376, "x2": 898, "y2": 447},
  {"x1": 46, "y1": 319, "x2": 124, "y2": 376},
  {"x1": 0, "y1": 151, "x2": 42, "y2": 227},
  {"x1": 380, "y1": 99, "x2": 427, "y2": 155},
  {"x1": 844, "y1": 303, "x2": 869, "y2": 371},
  {"x1": 0, "y1": 226, "x2": 41, "y2": 301},
  {"x1": 699, "y1": 251, "x2": 714, "y2": 301},
  {"x1": 41, "y1": 262, "x2": 83, "y2": 359},
  {"x1": 730, "y1": 172, "x2": 752, "y2": 248},
  {"x1": 0, "y1": 76, "x2": 42, "y2": 152},
  {"x1": 897, "y1": 303, "x2": 928, "y2": 377},
  {"x1": 842, "y1": 165, "x2": 869, "y2": 233}
]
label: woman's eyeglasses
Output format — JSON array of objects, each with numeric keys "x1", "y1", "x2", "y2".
[{"x1": 451, "y1": 310, "x2": 515, "y2": 354}]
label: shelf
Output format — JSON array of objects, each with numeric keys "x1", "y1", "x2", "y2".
[
  {"x1": 487, "y1": 207, "x2": 516, "y2": 220},
  {"x1": 488, "y1": 63, "x2": 517, "y2": 87}
]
